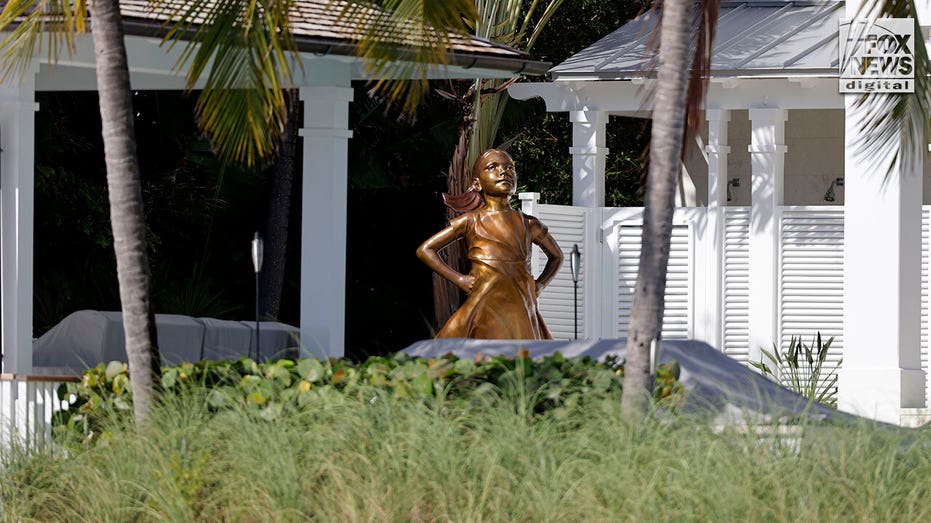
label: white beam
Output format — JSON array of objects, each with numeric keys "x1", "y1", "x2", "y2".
[
  {"x1": 36, "y1": 64, "x2": 198, "y2": 91},
  {"x1": 509, "y1": 82, "x2": 585, "y2": 111},
  {"x1": 747, "y1": 108, "x2": 787, "y2": 367},
  {"x1": 298, "y1": 67, "x2": 353, "y2": 359},
  {"x1": 509, "y1": 79, "x2": 845, "y2": 113},
  {"x1": 0, "y1": 74, "x2": 37, "y2": 374},
  {"x1": 569, "y1": 110, "x2": 607, "y2": 207}
]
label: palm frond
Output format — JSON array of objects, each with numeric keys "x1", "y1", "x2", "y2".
[
  {"x1": 0, "y1": 0, "x2": 90, "y2": 82},
  {"x1": 343, "y1": 0, "x2": 476, "y2": 115},
  {"x1": 159, "y1": 0, "x2": 297, "y2": 166},
  {"x1": 848, "y1": 0, "x2": 931, "y2": 178},
  {"x1": 525, "y1": 0, "x2": 564, "y2": 51},
  {"x1": 466, "y1": 0, "x2": 562, "y2": 166}
]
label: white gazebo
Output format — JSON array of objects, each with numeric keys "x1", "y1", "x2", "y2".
[
  {"x1": 510, "y1": 0, "x2": 931, "y2": 424},
  {"x1": 0, "y1": 0, "x2": 548, "y2": 372}
]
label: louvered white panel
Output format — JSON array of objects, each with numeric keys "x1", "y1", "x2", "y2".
[
  {"x1": 533, "y1": 205, "x2": 587, "y2": 340},
  {"x1": 779, "y1": 208, "x2": 844, "y2": 380},
  {"x1": 617, "y1": 224, "x2": 692, "y2": 340},
  {"x1": 723, "y1": 207, "x2": 751, "y2": 362},
  {"x1": 922, "y1": 208, "x2": 930, "y2": 406}
]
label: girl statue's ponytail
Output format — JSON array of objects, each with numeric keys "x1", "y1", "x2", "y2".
[{"x1": 442, "y1": 186, "x2": 485, "y2": 213}]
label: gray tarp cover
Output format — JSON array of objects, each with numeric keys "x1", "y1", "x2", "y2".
[
  {"x1": 403, "y1": 338, "x2": 861, "y2": 424},
  {"x1": 34, "y1": 310, "x2": 302, "y2": 374}
]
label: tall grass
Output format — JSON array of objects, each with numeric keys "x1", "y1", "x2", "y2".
[{"x1": 2, "y1": 386, "x2": 930, "y2": 522}]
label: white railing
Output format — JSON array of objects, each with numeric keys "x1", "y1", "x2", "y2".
[{"x1": 1, "y1": 374, "x2": 78, "y2": 451}]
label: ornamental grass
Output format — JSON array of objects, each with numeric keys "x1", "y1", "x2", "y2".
[{"x1": 2, "y1": 383, "x2": 930, "y2": 522}]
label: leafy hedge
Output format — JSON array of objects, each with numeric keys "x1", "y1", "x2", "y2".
[{"x1": 55, "y1": 351, "x2": 683, "y2": 443}]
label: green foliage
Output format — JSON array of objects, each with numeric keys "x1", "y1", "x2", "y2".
[
  {"x1": 54, "y1": 352, "x2": 684, "y2": 445},
  {"x1": 750, "y1": 332, "x2": 841, "y2": 408}
]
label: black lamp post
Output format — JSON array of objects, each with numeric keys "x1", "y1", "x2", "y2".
[
  {"x1": 570, "y1": 244, "x2": 581, "y2": 339},
  {"x1": 251, "y1": 232, "x2": 264, "y2": 361}
]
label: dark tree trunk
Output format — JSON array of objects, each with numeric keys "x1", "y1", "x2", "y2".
[
  {"x1": 262, "y1": 88, "x2": 300, "y2": 319},
  {"x1": 621, "y1": 0, "x2": 692, "y2": 417},
  {"x1": 432, "y1": 86, "x2": 474, "y2": 329},
  {"x1": 88, "y1": 0, "x2": 161, "y2": 425}
]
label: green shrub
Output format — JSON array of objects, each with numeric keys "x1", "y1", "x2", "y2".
[{"x1": 54, "y1": 351, "x2": 684, "y2": 444}]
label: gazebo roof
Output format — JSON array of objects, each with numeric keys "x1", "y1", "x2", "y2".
[
  {"x1": 551, "y1": 0, "x2": 843, "y2": 80},
  {"x1": 118, "y1": 0, "x2": 550, "y2": 76}
]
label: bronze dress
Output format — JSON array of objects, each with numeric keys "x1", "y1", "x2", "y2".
[{"x1": 437, "y1": 208, "x2": 552, "y2": 339}]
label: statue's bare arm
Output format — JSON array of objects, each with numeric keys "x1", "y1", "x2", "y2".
[{"x1": 416, "y1": 217, "x2": 475, "y2": 293}]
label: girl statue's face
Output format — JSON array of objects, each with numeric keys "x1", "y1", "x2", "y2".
[{"x1": 474, "y1": 150, "x2": 517, "y2": 197}]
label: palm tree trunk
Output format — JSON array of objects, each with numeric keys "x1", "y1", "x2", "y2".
[
  {"x1": 621, "y1": 0, "x2": 693, "y2": 417},
  {"x1": 262, "y1": 88, "x2": 300, "y2": 319},
  {"x1": 89, "y1": 0, "x2": 161, "y2": 425}
]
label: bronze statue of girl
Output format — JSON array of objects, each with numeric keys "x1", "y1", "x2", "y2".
[{"x1": 417, "y1": 149, "x2": 563, "y2": 339}]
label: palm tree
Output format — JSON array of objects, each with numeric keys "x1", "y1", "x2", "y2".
[
  {"x1": 620, "y1": 0, "x2": 720, "y2": 417},
  {"x1": 90, "y1": 0, "x2": 161, "y2": 424},
  {"x1": 0, "y1": 0, "x2": 476, "y2": 423}
]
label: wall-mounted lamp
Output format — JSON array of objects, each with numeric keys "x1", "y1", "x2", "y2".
[
  {"x1": 823, "y1": 177, "x2": 844, "y2": 202},
  {"x1": 726, "y1": 177, "x2": 740, "y2": 202}
]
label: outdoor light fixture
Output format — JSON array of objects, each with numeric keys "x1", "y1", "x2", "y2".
[
  {"x1": 570, "y1": 244, "x2": 581, "y2": 340},
  {"x1": 726, "y1": 178, "x2": 740, "y2": 202},
  {"x1": 823, "y1": 177, "x2": 844, "y2": 202},
  {"x1": 251, "y1": 232, "x2": 264, "y2": 361}
]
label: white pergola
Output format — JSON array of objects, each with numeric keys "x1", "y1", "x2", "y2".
[
  {"x1": 0, "y1": 2, "x2": 547, "y2": 373},
  {"x1": 510, "y1": 0, "x2": 931, "y2": 424}
]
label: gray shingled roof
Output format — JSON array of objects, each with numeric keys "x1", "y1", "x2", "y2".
[
  {"x1": 551, "y1": 0, "x2": 843, "y2": 79},
  {"x1": 116, "y1": 0, "x2": 549, "y2": 75}
]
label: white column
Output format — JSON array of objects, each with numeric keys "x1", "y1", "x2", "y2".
[
  {"x1": 747, "y1": 108, "x2": 787, "y2": 365},
  {"x1": 299, "y1": 85, "x2": 353, "y2": 359},
  {"x1": 569, "y1": 110, "x2": 607, "y2": 207},
  {"x1": 703, "y1": 109, "x2": 730, "y2": 350},
  {"x1": 0, "y1": 76, "x2": 37, "y2": 374},
  {"x1": 841, "y1": 96, "x2": 925, "y2": 423}
]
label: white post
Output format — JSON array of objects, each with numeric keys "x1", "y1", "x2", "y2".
[
  {"x1": 703, "y1": 109, "x2": 730, "y2": 350},
  {"x1": 519, "y1": 192, "x2": 541, "y2": 275},
  {"x1": 518, "y1": 191, "x2": 538, "y2": 216},
  {"x1": 0, "y1": 76, "x2": 37, "y2": 374},
  {"x1": 584, "y1": 207, "x2": 602, "y2": 339},
  {"x1": 299, "y1": 84, "x2": 353, "y2": 359},
  {"x1": 841, "y1": 95, "x2": 925, "y2": 423},
  {"x1": 747, "y1": 108, "x2": 787, "y2": 365},
  {"x1": 569, "y1": 110, "x2": 607, "y2": 207}
]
